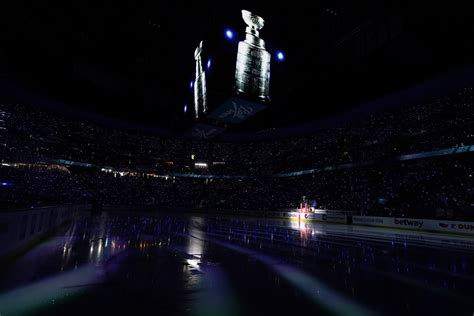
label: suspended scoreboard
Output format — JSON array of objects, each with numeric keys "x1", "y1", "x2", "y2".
[
  {"x1": 186, "y1": 9, "x2": 277, "y2": 138},
  {"x1": 207, "y1": 97, "x2": 266, "y2": 124}
]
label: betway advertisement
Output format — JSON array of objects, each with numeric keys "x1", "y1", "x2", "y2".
[{"x1": 352, "y1": 216, "x2": 474, "y2": 235}]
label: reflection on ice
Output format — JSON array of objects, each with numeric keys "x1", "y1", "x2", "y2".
[
  {"x1": 186, "y1": 216, "x2": 205, "y2": 269},
  {"x1": 0, "y1": 212, "x2": 473, "y2": 316},
  {"x1": 0, "y1": 264, "x2": 106, "y2": 315},
  {"x1": 186, "y1": 223, "x2": 375, "y2": 316}
]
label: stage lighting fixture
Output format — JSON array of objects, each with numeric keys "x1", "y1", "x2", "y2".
[
  {"x1": 194, "y1": 162, "x2": 208, "y2": 168},
  {"x1": 276, "y1": 51, "x2": 285, "y2": 61},
  {"x1": 225, "y1": 29, "x2": 234, "y2": 40}
]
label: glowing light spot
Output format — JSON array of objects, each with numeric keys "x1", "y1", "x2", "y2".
[
  {"x1": 225, "y1": 29, "x2": 234, "y2": 40},
  {"x1": 276, "y1": 51, "x2": 285, "y2": 61}
]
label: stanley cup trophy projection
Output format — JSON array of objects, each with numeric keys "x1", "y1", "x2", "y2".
[
  {"x1": 235, "y1": 10, "x2": 271, "y2": 101},
  {"x1": 186, "y1": 10, "x2": 273, "y2": 138},
  {"x1": 194, "y1": 41, "x2": 207, "y2": 119}
]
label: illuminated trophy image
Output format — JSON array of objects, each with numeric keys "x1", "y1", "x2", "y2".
[
  {"x1": 235, "y1": 10, "x2": 271, "y2": 101},
  {"x1": 194, "y1": 41, "x2": 207, "y2": 119}
]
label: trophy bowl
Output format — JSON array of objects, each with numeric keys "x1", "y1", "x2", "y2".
[{"x1": 242, "y1": 10, "x2": 265, "y2": 30}]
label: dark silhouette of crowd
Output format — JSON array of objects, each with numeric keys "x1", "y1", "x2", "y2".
[{"x1": 1, "y1": 87, "x2": 473, "y2": 220}]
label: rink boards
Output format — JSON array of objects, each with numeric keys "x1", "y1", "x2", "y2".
[
  {"x1": 278, "y1": 212, "x2": 474, "y2": 236},
  {"x1": 0, "y1": 204, "x2": 89, "y2": 258},
  {"x1": 280, "y1": 212, "x2": 348, "y2": 224}
]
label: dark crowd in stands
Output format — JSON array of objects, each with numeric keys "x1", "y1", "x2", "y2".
[{"x1": 0, "y1": 87, "x2": 473, "y2": 220}]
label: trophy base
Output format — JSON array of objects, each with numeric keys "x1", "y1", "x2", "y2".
[{"x1": 234, "y1": 89, "x2": 270, "y2": 103}]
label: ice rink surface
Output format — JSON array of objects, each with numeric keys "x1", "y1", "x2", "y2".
[{"x1": 0, "y1": 212, "x2": 473, "y2": 316}]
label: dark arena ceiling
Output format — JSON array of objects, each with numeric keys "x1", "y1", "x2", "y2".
[{"x1": 1, "y1": 1, "x2": 473, "y2": 134}]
